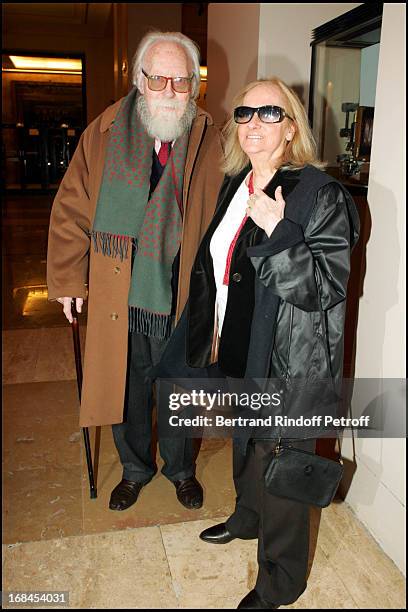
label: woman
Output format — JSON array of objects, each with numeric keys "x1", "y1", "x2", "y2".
[{"x1": 158, "y1": 77, "x2": 360, "y2": 608}]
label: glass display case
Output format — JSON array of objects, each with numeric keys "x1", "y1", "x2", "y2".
[{"x1": 308, "y1": 3, "x2": 383, "y2": 191}]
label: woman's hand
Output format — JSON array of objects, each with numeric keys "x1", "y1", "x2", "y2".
[{"x1": 246, "y1": 186, "x2": 286, "y2": 237}]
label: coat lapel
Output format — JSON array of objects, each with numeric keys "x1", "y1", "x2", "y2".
[
  {"x1": 193, "y1": 166, "x2": 249, "y2": 264},
  {"x1": 182, "y1": 108, "x2": 215, "y2": 207},
  {"x1": 183, "y1": 115, "x2": 205, "y2": 206},
  {"x1": 263, "y1": 166, "x2": 301, "y2": 201},
  {"x1": 187, "y1": 167, "x2": 249, "y2": 367}
]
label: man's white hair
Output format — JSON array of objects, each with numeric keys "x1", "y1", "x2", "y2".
[{"x1": 132, "y1": 30, "x2": 201, "y2": 100}]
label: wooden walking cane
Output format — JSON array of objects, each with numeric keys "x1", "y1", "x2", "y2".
[{"x1": 71, "y1": 298, "x2": 98, "y2": 499}]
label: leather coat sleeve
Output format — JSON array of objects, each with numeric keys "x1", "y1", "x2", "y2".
[
  {"x1": 247, "y1": 182, "x2": 359, "y2": 312},
  {"x1": 46, "y1": 129, "x2": 92, "y2": 300}
]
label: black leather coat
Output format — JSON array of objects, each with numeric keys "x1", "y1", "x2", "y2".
[
  {"x1": 157, "y1": 164, "x2": 360, "y2": 440},
  {"x1": 187, "y1": 165, "x2": 360, "y2": 434}
]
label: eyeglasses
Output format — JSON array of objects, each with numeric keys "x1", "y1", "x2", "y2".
[
  {"x1": 142, "y1": 69, "x2": 194, "y2": 93},
  {"x1": 234, "y1": 105, "x2": 294, "y2": 124}
]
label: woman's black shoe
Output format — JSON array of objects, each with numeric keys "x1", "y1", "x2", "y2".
[
  {"x1": 199, "y1": 522, "x2": 236, "y2": 544},
  {"x1": 237, "y1": 589, "x2": 278, "y2": 609}
]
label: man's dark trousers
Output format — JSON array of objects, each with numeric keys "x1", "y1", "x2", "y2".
[{"x1": 112, "y1": 331, "x2": 196, "y2": 484}]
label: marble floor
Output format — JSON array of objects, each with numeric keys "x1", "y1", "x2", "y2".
[{"x1": 2, "y1": 193, "x2": 406, "y2": 609}]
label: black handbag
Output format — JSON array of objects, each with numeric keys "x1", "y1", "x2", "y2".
[{"x1": 264, "y1": 440, "x2": 344, "y2": 507}]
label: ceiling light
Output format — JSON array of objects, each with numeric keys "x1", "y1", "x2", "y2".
[{"x1": 9, "y1": 56, "x2": 82, "y2": 72}]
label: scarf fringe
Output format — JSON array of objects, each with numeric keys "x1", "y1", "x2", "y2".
[
  {"x1": 129, "y1": 306, "x2": 174, "y2": 340},
  {"x1": 91, "y1": 231, "x2": 136, "y2": 261}
]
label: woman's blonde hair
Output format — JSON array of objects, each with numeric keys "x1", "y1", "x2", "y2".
[{"x1": 222, "y1": 77, "x2": 325, "y2": 176}]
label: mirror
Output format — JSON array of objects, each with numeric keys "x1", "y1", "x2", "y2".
[{"x1": 308, "y1": 3, "x2": 383, "y2": 187}]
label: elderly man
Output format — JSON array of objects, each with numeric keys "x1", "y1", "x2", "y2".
[{"x1": 47, "y1": 31, "x2": 224, "y2": 511}]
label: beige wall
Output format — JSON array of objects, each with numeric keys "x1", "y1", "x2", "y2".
[
  {"x1": 206, "y1": 3, "x2": 360, "y2": 126},
  {"x1": 341, "y1": 3, "x2": 406, "y2": 575},
  {"x1": 206, "y1": 3, "x2": 260, "y2": 126},
  {"x1": 258, "y1": 3, "x2": 361, "y2": 110},
  {"x1": 3, "y1": 24, "x2": 114, "y2": 124}
]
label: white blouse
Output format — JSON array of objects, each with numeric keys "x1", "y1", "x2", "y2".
[{"x1": 209, "y1": 174, "x2": 250, "y2": 336}]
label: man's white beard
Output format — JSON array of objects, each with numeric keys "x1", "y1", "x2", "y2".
[{"x1": 137, "y1": 95, "x2": 196, "y2": 142}]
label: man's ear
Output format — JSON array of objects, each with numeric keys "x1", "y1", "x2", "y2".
[{"x1": 137, "y1": 71, "x2": 145, "y2": 94}]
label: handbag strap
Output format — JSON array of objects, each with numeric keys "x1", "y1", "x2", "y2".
[
  {"x1": 273, "y1": 270, "x2": 344, "y2": 464},
  {"x1": 314, "y1": 268, "x2": 343, "y2": 463}
]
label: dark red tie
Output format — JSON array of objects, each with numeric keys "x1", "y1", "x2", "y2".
[
  {"x1": 158, "y1": 141, "x2": 171, "y2": 166},
  {"x1": 222, "y1": 172, "x2": 253, "y2": 285}
]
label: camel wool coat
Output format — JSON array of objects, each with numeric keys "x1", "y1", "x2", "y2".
[{"x1": 47, "y1": 96, "x2": 224, "y2": 427}]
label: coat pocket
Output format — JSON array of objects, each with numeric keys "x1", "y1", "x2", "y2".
[{"x1": 272, "y1": 304, "x2": 294, "y2": 382}]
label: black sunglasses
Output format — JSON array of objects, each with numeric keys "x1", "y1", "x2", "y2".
[{"x1": 234, "y1": 105, "x2": 294, "y2": 124}]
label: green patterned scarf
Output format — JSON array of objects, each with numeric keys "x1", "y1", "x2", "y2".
[{"x1": 91, "y1": 88, "x2": 189, "y2": 338}]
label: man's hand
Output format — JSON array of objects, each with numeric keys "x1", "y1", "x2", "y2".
[{"x1": 56, "y1": 297, "x2": 83, "y2": 324}]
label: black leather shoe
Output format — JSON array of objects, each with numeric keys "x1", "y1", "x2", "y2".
[
  {"x1": 109, "y1": 478, "x2": 144, "y2": 511},
  {"x1": 199, "y1": 522, "x2": 236, "y2": 544},
  {"x1": 174, "y1": 476, "x2": 203, "y2": 509},
  {"x1": 237, "y1": 589, "x2": 278, "y2": 609}
]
